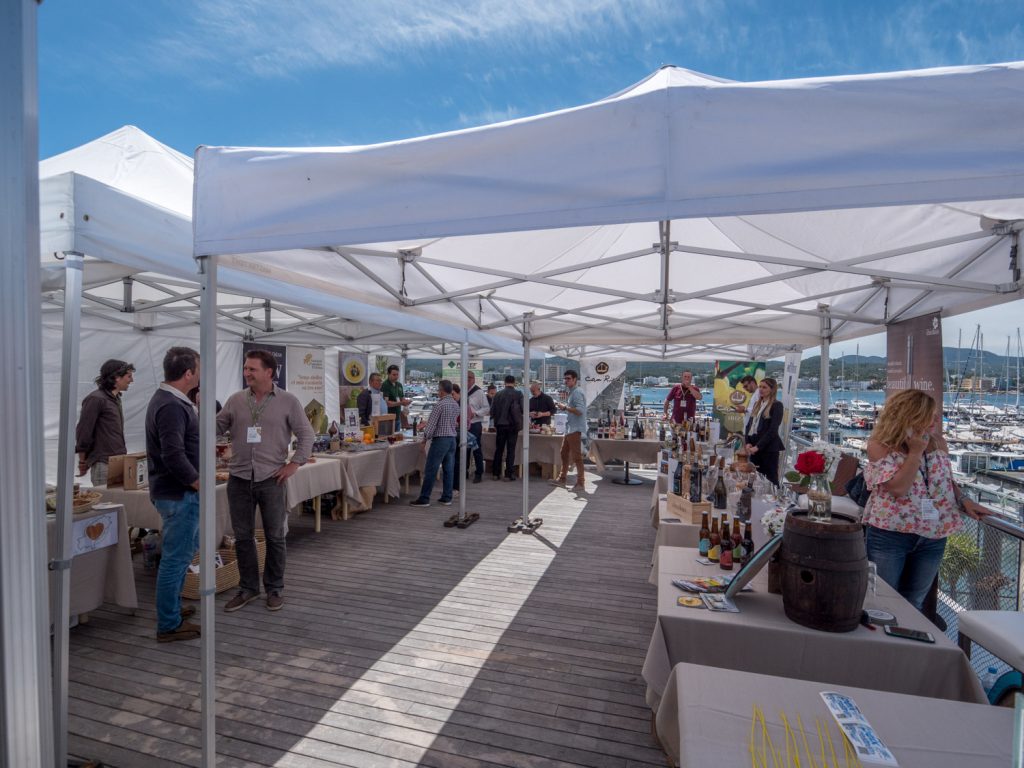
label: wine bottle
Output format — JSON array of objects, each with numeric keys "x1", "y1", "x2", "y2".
[
  {"x1": 713, "y1": 457, "x2": 728, "y2": 509},
  {"x1": 719, "y1": 513, "x2": 733, "y2": 570},
  {"x1": 708, "y1": 515, "x2": 721, "y2": 563},
  {"x1": 688, "y1": 446, "x2": 701, "y2": 503},
  {"x1": 698, "y1": 512, "x2": 711, "y2": 557},
  {"x1": 672, "y1": 461, "x2": 684, "y2": 496}
]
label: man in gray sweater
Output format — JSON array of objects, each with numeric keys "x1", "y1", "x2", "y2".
[{"x1": 217, "y1": 349, "x2": 314, "y2": 613}]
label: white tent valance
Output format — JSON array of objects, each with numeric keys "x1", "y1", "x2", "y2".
[{"x1": 193, "y1": 62, "x2": 1024, "y2": 357}]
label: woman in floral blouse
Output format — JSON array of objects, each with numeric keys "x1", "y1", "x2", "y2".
[{"x1": 864, "y1": 389, "x2": 990, "y2": 610}]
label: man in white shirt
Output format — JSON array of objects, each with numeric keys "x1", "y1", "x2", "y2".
[
  {"x1": 736, "y1": 375, "x2": 762, "y2": 434},
  {"x1": 465, "y1": 371, "x2": 490, "y2": 483},
  {"x1": 357, "y1": 372, "x2": 388, "y2": 426}
]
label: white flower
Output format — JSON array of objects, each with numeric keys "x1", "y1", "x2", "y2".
[{"x1": 761, "y1": 507, "x2": 787, "y2": 537}]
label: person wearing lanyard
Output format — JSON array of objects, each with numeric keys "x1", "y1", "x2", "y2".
[
  {"x1": 862, "y1": 389, "x2": 991, "y2": 611},
  {"x1": 356, "y1": 372, "x2": 388, "y2": 426},
  {"x1": 217, "y1": 350, "x2": 315, "y2": 613}
]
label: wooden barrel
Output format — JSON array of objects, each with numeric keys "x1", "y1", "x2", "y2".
[{"x1": 779, "y1": 512, "x2": 867, "y2": 633}]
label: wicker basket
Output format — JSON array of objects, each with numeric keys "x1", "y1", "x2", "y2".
[{"x1": 181, "y1": 531, "x2": 267, "y2": 601}]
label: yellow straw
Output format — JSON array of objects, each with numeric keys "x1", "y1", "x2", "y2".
[{"x1": 797, "y1": 714, "x2": 818, "y2": 768}]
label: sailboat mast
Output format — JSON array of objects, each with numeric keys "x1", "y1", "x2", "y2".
[{"x1": 1017, "y1": 328, "x2": 1021, "y2": 410}]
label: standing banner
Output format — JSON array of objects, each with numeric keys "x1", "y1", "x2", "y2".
[
  {"x1": 440, "y1": 356, "x2": 483, "y2": 382},
  {"x1": 886, "y1": 312, "x2": 943, "y2": 399},
  {"x1": 286, "y1": 346, "x2": 327, "y2": 434},
  {"x1": 338, "y1": 352, "x2": 369, "y2": 411},
  {"x1": 580, "y1": 357, "x2": 627, "y2": 419},
  {"x1": 242, "y1": 342, "x2": 286, "y2": 389},
  {"x1": 713, "y1": 360, "x2": 765, "y2": 439},
  {"x1": 778, "y1": 351, "x2": 802, "y2": 452}
]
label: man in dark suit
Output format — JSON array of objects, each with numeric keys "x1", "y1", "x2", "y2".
[{"x1": 489, "y1": 375, "x2": 522, "y2": 480}]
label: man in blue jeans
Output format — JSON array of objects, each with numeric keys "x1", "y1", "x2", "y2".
[
  {"x1": 145, "y1": 347, "x2": 202, "y2": 642},
  {"x1": 410, "y1": 379, "x2": 459, "y2": 507}
]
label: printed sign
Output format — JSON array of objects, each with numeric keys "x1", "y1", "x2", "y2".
[
  {"x1": 287, "y1": 346, "x2": 327, "y2": 433},
  {"x1": 886, "y1": 311, "x2": 943, "y2": 398},
  {"x1": 72, "y1": 509, "x2": 119, "y2": 557},
  {"x1": 580, "y1": 357, "x2": 626, "y2": 418},
  {"x1": 242, "y1": 342, "x2": 287, "y2": 389},
  {"x1": 713, "y1": 360, "x2": 765, "y2": 438},
  {"x1": 440, "y1": 357, "x2": 484, "y2": 382}
]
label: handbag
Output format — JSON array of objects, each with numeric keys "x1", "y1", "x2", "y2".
[{"x1": 845, "y1": 472, "x2": 871, "y2": 508}]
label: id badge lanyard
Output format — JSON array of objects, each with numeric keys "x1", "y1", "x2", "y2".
[
  {"x1": 246, "y1": 389, "x2": 272, "y2": 443},
  {"x1": 919, "y1": 452, "x2": 939, "y2": 522}
]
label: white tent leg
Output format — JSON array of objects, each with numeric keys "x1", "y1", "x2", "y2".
[
  {"x1": 52, "y1": 253, "x2": 83, "y2": 768},
  {"x1": 197, "y1": 255, "x2": 218, "y2": 766},
  {"x1": 458, "y1": 336, "x2": 468, "y2": 523},
  {"x1": 1, "y1": 1, "x2": 54, "y2": 763},
  {"x1": 819, "y1": 305, "x2": 831, "y2": 443},
  {"x1": 510, "y1": 315, "x2": 541, "y2": 533}
]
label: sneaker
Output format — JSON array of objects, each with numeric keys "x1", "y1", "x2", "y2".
[
  {"x1": 453, "y1": 490, "x2": 460, "y2": 498},
  {"x1": 224, "y1": 590, "x2": 260, "y2": 613},
  {"x1": 438, "y1": 498, "x2": 452, "y2": 506},
  {"x1": 180, "y1": 604, "x2": 196, "y2": 618},
  {"x1": 266, "y1": 592, "x2": 284, "y2": 611},
  {"x1": 409, "y1": 498, "x2": 431, "y2": 507},
  {"x1": 157, "y1": 620, "x2": 201, "y2": 643}
]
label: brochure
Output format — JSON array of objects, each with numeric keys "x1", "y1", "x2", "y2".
[{"x1": 819, "y1": 691, "x2": 899, "y2": 766}]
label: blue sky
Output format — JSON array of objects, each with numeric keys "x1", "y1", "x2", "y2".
[{"x1": 37, "y1": 0, "x2": 1024, "y2": 357}]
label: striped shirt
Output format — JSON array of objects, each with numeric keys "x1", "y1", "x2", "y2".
[{"x1": 423, "y1": 395, "x2": 459, "y2": 439}]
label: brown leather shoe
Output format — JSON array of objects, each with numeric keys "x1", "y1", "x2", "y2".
[
  {"x1": 180, "y1": 604, "x2": 196, "y2": 618},
  {"x1": 157, "y1": 620, "x2": 200, "y2": 643},
  {"x1": 224, "y1": 590, "x2": 260, "y2": 613},
  {"x1": 266, "y1": 592, "x2": 284, "y2": 611}
]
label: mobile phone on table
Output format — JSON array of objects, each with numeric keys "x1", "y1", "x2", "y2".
[{"x1": 883, "y1": 625, "x2": 935, "y2": 643}]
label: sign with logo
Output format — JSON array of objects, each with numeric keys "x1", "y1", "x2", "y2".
[
  {"x1": 713, "y1": 360, "x2": 765, "y2": 437},
  {"x1": 286, "y1": 346, "x2": 327, "y2": 433},
  {"x1": 580, "y1": 357, "x2": 626, "y2": 417},
  {"x1": 72, "y1": 508, "x2": 119, "y2": 557},
  {"x1": 886, "y1": 311, "x2": 943, "y2": 398},
  {"x1": 242, "y1": 342, "x2": 287, "y2": 389},
  {"x1": 440, "y1": 357, "x2": 484, "y2": 381}
]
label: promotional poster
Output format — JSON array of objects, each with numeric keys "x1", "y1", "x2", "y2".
[
  {"x1": 886, "y1": 312, "x2": 943, "y2": 399},
  {"x1": 712, "y1": 360, "x2": 766, "y2": 438},
  {"x1": 242, "y1": 342, "x2": 287, "y2": 389},
  {"x1": 338, "y1": 353, "x2": 369, "y2": 411},
  {"x1": 286, "y1": 346, "x2": 327, "y2": 433},
  {"x1": 579, "y1": 357, "x2": 627, "y2": 419}
]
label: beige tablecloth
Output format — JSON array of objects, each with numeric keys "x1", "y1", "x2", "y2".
[
  {"x1": 650, "y1": 499, "x2": 701, "y2": 584},
  {"x1": 643, "y1": 546, "x2": 986, "y2": 712},
  {"x1": 47, "y1": 503, "x2": 137, "y2": 616},
  {"x1": 588, "y1": 438, "x2": 661, "y2": 472},
  {"x1": 657, "y1": 662, "x2": 1012, "y2": 768},
  {"x1": 479, "y1": 431, "x2": 564, "y2": 470},
  {"x1": 382, "y1": 441, "x2": 425, "y2": 499},
  {"x1": 284, "y1": 458, "x2": 344, "y2": 508},
  {"x1": 100, "y1": 483, "x2": 233, "y2": 544},
  {"x1": 336, "y1": 448, "x2": 389, "y2": 507}
]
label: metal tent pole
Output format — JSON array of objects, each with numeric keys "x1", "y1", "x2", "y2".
[
  {"x1": 458, "y1": 335, "x2": 469, "y2": 524},
  {"x1": 509, "y1": 314, "x2": 541, "y2": 532},
  {"x1": 52, "y1": 253, "x2": 83, "y2": 767},
  {"x1": 1, "y1": 1, "x2": 54, "y2": 763},
  {"x1": 197, "y1": 255, "x2": 218, "y2": 766},
  {"x1": 818, "y1": 305, "x2": 831, "y2": 443}
]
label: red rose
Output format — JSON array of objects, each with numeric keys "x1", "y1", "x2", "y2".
[{"x1": 795, "y1": 450, "x2": 826, "y2": 475}]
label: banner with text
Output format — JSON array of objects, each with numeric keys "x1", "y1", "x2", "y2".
[
  {"x1": 580, "y1": 357, "x2": 626, "y2": 419},
  {"x1": 886, "y1": 312, "x2": 943, "y2": 399},
  {"x1": 440, "y1": 357, "x2": 484, "y2": 383},
  {"x1": 713, "y1": 360, "x2": 765, "y2": 437},
  {"x1": 242, "y1": 342, "x2": 286, "y2": 389},
  {"x1": 286, "y1": 346, "x2": 327, "y2": 433}
]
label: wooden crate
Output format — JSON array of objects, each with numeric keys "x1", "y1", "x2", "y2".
[{"x1": 666, "y1": 492, "x2": 712, "y2": 524}]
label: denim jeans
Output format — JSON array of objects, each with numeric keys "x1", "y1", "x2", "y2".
[
  {"x1": 418, "y1": 436, "x2": 455, "y2": 503},
  {"x1": 153, "y1": 491, "x2": 200, "y2": 633},
  {"x1": 227, "y1": 475, "x2": 288, "y2": 596},
  {"x1": 468, "y1": 422, "x2": 484, "y2": 478},
  {"x1": 866, "y1": 526, "x2": 947, "y2": 611}
]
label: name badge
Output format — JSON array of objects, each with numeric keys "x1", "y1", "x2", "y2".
[
  {"x1": 247, "y1": 426, "x2": 262, "y2": 444},
  {"x1": 919, "y1": 498, "x2": 939, "y2": 522}
]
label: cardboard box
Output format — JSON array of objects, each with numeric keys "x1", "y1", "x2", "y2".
[{"x1": 107, "y1": 452, "x2": 148, "y2": 489}]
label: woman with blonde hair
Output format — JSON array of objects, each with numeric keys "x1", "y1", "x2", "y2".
[
  {"x1": 744, "y1": 377, "x2": 784, "y2": 485},
  {"x1": 864, "y1": 388, "x2": 990, "y2": 610}
]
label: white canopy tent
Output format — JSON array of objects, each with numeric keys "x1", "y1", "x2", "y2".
[{"x1": 194, "y1": 63, "x2": 1024, "y2": 358}]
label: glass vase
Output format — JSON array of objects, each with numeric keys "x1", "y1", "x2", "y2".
[{"x1": 806, "y1": 473, "x2": 832, "y2": 523}]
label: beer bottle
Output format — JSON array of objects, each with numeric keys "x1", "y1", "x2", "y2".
[
  {"x1": 719, "y1": 513, "x2": 733, "y2": 570},
  {"x1": 731, "y1": 518, "x2": 743, "y2": 566},
  {"x1": 741, "y1": 521, "x2": 755, "y2": 567},
  {"x1": 688, "y1": 442, "x2": 702, "y2": 503},
  {"x1": 698, "y1": 511, "x2": 711, "y2": 557},
  {"x1": 708, "y1": 515, "x2": 721, "y2": 563}
]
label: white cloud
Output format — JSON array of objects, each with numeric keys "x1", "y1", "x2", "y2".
[
  {"x1": 149, "y1": 0, "x2": 694, "y2": 79},
  {"x1": 456, "y1": 104, "x2": 522, "y2": 127}
]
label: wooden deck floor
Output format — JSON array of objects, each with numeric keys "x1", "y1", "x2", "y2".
[{"x1": 67, "y1": 469, "x2": 664, "y2": 767}]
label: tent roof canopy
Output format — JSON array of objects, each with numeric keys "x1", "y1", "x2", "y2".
[
  {"x1": 193, "y1": 62, "x2": 1024, "y2": 359},
  {"x1": 39, "y1": 126, "x2": 524, "y2": 355}
]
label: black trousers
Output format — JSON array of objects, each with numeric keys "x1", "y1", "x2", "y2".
[
  {"x1": 493, "y1": 426, "x2": 518, "y2": 478},
  {"x1": 468, "y1": 421, "x2": 484, "y2": 478},
  {"x1": 752, "y1": 450, "x2": 780, "y2": 487}
]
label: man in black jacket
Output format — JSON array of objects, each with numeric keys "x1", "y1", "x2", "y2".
[
  {"x1": 145, "y1": 347, "x2": 201, "y2": 643},
  {"x1": 356, "y1": 372, "x2": 387, "y2": 426},
  {"x1": 490, "y1": 375, "x2": 523, "y2": 480}
]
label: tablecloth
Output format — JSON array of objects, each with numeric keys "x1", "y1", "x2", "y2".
[
  {"x1": 656, "y1": 662, "x2": 1012, "y2": 768},
  {"x1": 99, "y1": 483, "x2": 233, "y2": 544},
  {"x1": 479, "y1": 431, "x2": 564, "y2": 470},
  {"x1": 588, "y1": 438, "x2": 661, "y2": 472},
  {"x1": 382, "y1": 441, "x2": 425, "y2": 499},
  {"x1": 47, "y1": 503, "x2": 137, "y2": 616},
  {"x1": 642, "y1": 546, "x2": 986, "y2": 712}
]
